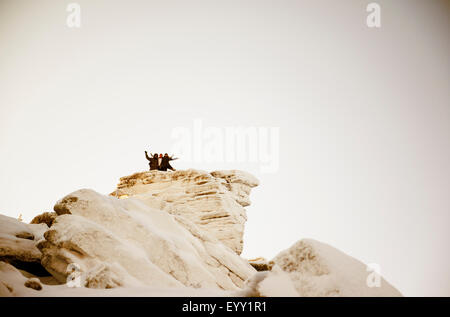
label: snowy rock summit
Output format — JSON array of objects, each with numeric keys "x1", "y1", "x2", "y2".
[
  {"x1": 110, "y1": 169, "x2": 259, "y2": 255},
  {"x1": 0, "y1": 169, "x2": 402, "y2": 297}
]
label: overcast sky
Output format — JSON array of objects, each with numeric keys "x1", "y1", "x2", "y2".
[{"x1": 0, "y1": 0, "x2": 449, "y2": 296}]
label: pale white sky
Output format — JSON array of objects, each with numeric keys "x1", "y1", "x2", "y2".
[{"x1": 0, "y1": 0, "x2": 449, "y2": 296}]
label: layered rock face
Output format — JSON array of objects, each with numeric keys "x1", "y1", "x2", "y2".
[{"x1": 110, "y1": 169, "x2": 259, "y2": 255}]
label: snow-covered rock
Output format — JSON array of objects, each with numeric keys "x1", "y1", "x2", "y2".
[
  {"x1": 272, "y1": 239, "x2": 402, "y2": 297},
  {"x1": 0, "y1": 257, "x2": 229, "y2": 297},
  {"x1": 0, "y1": 261, "x2": 33, "y2": 296},
  {"x1": 236, "y1": 266, "x2": 300, "y2": 297},
  {"x1": 0, "y1": 215, "x2": 47, "y2": 274},
  {"x1": 38, "y1": 188, "x2": 256, "y2": 290},
  {"x1": 0, "y1": 169, "x2": 405, "y2": 297},
  {"x1": 110, "y1": 169, "x2": 259, "y2": 255}
]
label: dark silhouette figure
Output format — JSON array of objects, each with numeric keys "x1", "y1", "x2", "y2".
[
  {"x1": 159, "y1": 153, "x2": 177, "y2": 171},
  {"x1": 145, "y1": 151, "x2": 159, "y2": 170},
  {"x1": 158, "y1": 153, "x2": 163, "y2": 169}
]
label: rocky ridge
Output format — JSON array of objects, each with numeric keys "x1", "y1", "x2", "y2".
[{"x1": 0, "y1": 169, "x2": 402, "y2": 297}]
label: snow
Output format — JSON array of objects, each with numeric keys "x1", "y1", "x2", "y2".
[
  {"x1": 235, "y1": 266, "x2": 300, "y2": 297},
  {"x1": 39, "y1": 188, "x2": 255, "y2": 290},
  {"x1": 0, "y1": 214, "x2": 47, "y2": 264},
  {"x1": 272, "y1": 239, "x2": 402, "y2": 296},
  {"x1": 0, "y1": 169, "x2": 403, "y2": 297},
  {"x1": 111, "y1": 169, "x2": 259, "y2": 254},
  {"x1": 0, "y1": 260, "x2": 229, "y2": 297}
]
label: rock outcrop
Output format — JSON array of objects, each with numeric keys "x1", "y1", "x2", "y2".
[
  {"x1": 110, "y1": 169, "x2": 259, "y2": 255},
  {"x1": 0, "y1": 215, "x2": 48, "y2": 276},
  {"x1": 38, "y1": 188, "x2": 256, "y2": 290},
  {"x1": 272, "y1": 239, "x2": 402, "y2": 297},
  {"x1": 0, "y1": 169, "x2": 403, "y2": 297}
]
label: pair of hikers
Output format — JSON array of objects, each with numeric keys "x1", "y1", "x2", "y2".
[{"x1": 145, "y1": 151, "x2": 177, "y2": 171}]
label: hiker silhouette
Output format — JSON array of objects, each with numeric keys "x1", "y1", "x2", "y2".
[
  {"x1": 145, "y1": 151, "x2": 159, "y2": 170},
  {"x1": 160, "y1": 153, "x2": 176, "y2": 171}
]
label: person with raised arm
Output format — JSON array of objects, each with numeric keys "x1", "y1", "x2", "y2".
[{"x1": 145, "y1": 150, "x2": 160, "y2": 170}]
